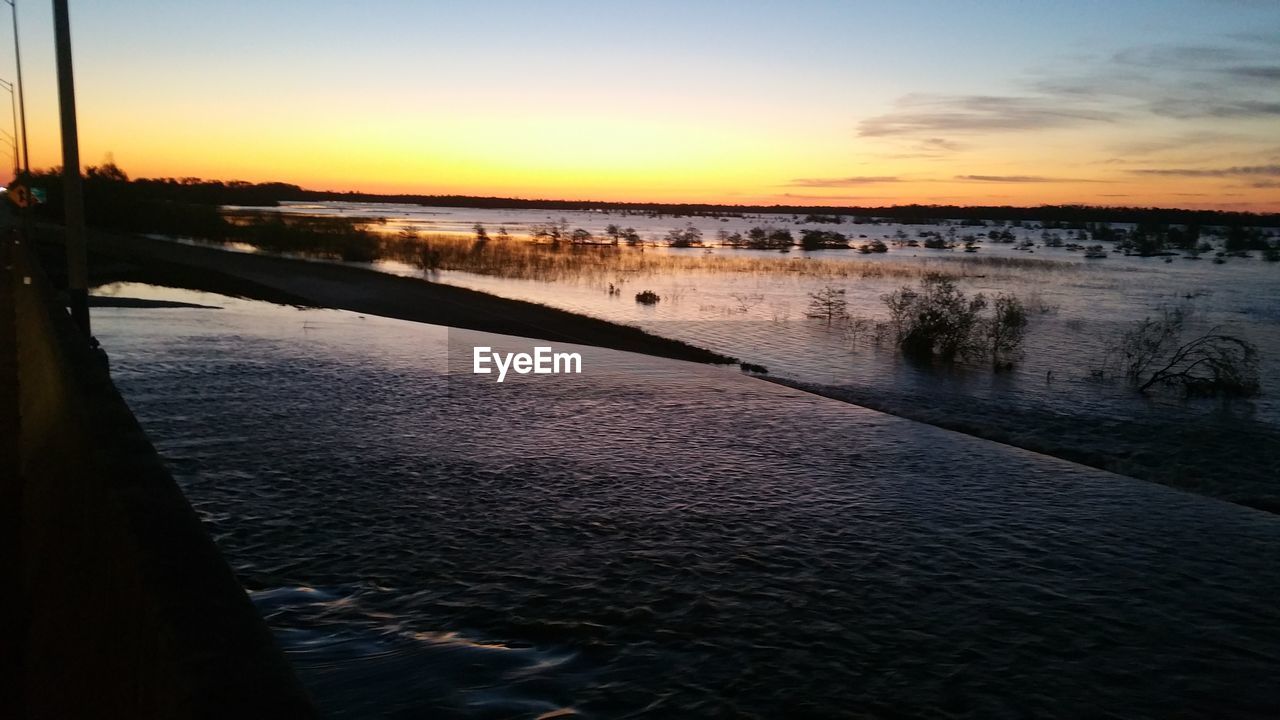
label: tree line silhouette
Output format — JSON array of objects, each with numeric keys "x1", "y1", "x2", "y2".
[{"x1": 21, "y1": 162, "x2": 1280, "y2": 230}]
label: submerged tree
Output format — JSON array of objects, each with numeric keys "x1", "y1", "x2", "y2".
[
  {"x1": 666, "y1": 224, "x2": 704, "y2": 248},
  {"x1": 799, "y1": 229, "x2": 849, "y2": 250},
  {"x1": 806, "y1": 286, "x2": 849, "y2": 326},
  {"x1": 985, "y1": 294, "x2": 1028, "y2": 369},
  {"x1": 883, "y1": 274, "x2": 987, "y2": 361},
  {"x1": 1104, "y1": 306, "x2": 1260, "y2": 397}
]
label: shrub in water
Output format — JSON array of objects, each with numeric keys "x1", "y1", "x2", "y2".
[{"x1": 1102, "y1": 306, "x2": 1261, "y2": 397}]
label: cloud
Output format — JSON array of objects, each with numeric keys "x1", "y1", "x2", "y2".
[
  {"x1": 1033, "y1": 38, "x2": 1280, "y2": 121},
  {"x1": 1113, "y1": 44, "x2": 1249, "y2": 68},
  {"x1": 1106, "y1": 130, "x2": 1243, "y2": 157},
  {"x1": 955, "y1": 175, "x2": 1109, "y2": 183},
  {"x1": 858, "y1": 95, "x2": 1115, "y2": 137},
  {"x1": 1151, "y1": 99, "x2": 1280, "y2": 119},
  {"x1": 1246, "y1": 179, "x2": 1280, "y2": 188},
  {"x1": 1223, "y1": 65, "x2": 1280, "y2": 80},
  {"x1": 786, "y1": 176, "x2": 902, "y2": 187},
  {"x1": 776, "y1": 193, "x2": 890, "y2": 202},
  {"x1": 920, "y1": 137, "x2": 965, "y2": 152},
  {"x1": 1128, "y1": 164, "x2": 1280, "y2": 177}
]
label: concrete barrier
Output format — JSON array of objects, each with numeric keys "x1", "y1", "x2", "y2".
[{"x1": 3, "y1": 235, "x2": 315, "y2": 718}]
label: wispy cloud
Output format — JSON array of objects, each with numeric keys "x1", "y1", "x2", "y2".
[
  {"x1": 1106, "y1": 130, "x2": 1242, "y2": 157},
  {"x1": 920, "y1": 137, "x2": 965, "y2": 152},
  {"x1": 861, "y1": 36, "x2": 1280, "y2": 145},
  {"x1": 1031, "y1": 38, "x2": 1280, "y2": 121},
  {"x1": 955, "y1": 175, "x2": 1111, "y2": 183},
  {"x1": 786, "y1": 176, "x2": 902, "y2": 187},
  {"x1": 777, "y1": 193, "x2": 890, "y2": 202},
  {"x1": 1223, "y1": 65, "x2": 1280, "y2": 81},
  {"x1": 1151, "y1": 99, "x2": 1280, "y2": 119},
  {"x1": 1128, "y1": 164, "x2": 1280, "y2": 177},
  {"x1": 858, "y1": 95, "x2": 1115, "y2": 137}
]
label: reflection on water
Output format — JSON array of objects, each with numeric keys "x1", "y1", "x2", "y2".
[
  {"x1": 95, "y1": 289, "x2": 1280, "y2": 719},
  {"x1": 232, "y1": 202, "x2": 1280, "y2": 427},
  {"x1": 252, "y1": 585, "x2": 589, "y2": 718}
]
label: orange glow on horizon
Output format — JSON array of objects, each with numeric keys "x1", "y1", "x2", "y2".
[
  {"x1": 11, "y1": 80, "x2": 1274, "y2": 213},
  {"x1": 5, "y1": 2, "x2": 1275, "y2": 214}
]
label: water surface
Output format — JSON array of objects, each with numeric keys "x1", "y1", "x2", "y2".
[{"x1": 96, "y1": 288, "x2": 1280, "y2": 718}]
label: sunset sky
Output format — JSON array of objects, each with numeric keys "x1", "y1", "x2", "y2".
[{"x1": 8, "y1": 1, "x2": 1280, "y2": 209}]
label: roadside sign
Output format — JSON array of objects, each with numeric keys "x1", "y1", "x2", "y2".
[{"x1": 7, "y1": 181, "x2": 31, "y2": 208}]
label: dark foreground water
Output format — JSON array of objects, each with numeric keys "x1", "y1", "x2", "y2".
[{"x1": 95, "y1": 287, "x2": 1280, "y2": 719}]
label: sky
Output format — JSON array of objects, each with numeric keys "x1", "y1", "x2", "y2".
[{"x1": 6, "y1": 0, "x2": 1280, "y2": 209}]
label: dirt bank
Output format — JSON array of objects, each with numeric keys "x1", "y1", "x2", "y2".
[
  {"x1": 43, "y1": 231, "x2": 737, "y2": 367},
  {"x1": 766, "y1": 376, "x2": 1280, "y2": 515}
]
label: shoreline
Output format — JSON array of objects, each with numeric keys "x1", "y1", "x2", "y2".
[
  {"x1": 41, "y1": 230, "x2": 737, "y2": 367},
  {"x1": 765, "y1": 376, "x2": 1280, "y2": 515},
  {"x1": 88, "y1": 296, "x2": 222, "y2": 310}
]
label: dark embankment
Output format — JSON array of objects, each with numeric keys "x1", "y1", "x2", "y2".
[
  {"x1": 766, "y1": 377, "x2": 1280, "y2": 515},
  {"x1": 39, "y1": 229, "x2": 737, "y2": 366},
  {"x1": 3, "y1": 236, "x2": 315, "y2": 717},
  {"x1": 88, "y1": 296, "x2": 222, "y2": 309}
]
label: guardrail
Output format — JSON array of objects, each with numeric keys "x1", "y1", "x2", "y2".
[{"x1": 3, "y1": 234, "x2": 315, "y2": 718}]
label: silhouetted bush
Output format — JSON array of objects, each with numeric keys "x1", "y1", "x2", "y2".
[
  {"x1": 803, "y1": 214, "x2": 843, "y2": 224},
  {"x1": 806, "y1": 286, "x2": 849, "y2": 325},
  {"x1": 742, "y1": 226, "x2": 793, "y2": 250},
  {"x1": 666, "y1": 224, "x2": 703, "y2": 247},
  {"x1": 882, "y1": 274, "x2": 1030, "y2": 367},
  {"x1": 985, "y1": 295, "x2": 1028, "y2": 369},
  {"x1": 1102, "y1": 306, "x2": 1260, "y2": 397},
  {"x1": 225, "y1": 212, "x2": 381, "y2": 262},
  {"x1": 635, "y1": 290, "x2": 661, "y2": 305},
  {"x1": 884, "y1": 274, "x2": 985, "y2": 360},
  {"x1": 799, "y1": 229, "x2": 849, "y2": 250}
]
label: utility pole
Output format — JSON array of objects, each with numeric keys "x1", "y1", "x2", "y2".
[
  {"x1": 6, "y1": 0, "x2": 27, "y2": 173},
  {"x1": 52, "y1": 0, "x2": 88, "y2": 336},
  {"x1": 0, "y1": 79, "x2": 16, "y2": 176},
  {"x1": 0, "y1": 130, "x2": 14, "y2": 176}
]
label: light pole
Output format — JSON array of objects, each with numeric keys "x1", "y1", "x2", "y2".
[
  {"x1": 52, "y1": 0, "x2": 88, "y2": 336},
  {"x1": 0, "y1": 78, "x2": 17, "y2": 176},
  {"x1": 4, "y1": 0, "x2": 26, "y2": 174},
  {"x1": 0, "y1": 130, "x2": 15, "y2": 177}
]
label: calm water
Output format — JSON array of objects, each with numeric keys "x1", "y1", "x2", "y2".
[{"x1": 95, "y1": 287, "x2": 1280, "y2": 719}]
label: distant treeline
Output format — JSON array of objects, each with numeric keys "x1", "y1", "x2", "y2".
[{"x1": 22, "y1": 164, "x2": 1280, "y2": 228}]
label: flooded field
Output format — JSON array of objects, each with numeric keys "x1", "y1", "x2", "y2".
[
  {"x1": 198, "y1": 202, "x2": 1280, "y2": 506},
  {"x1": 93, "y1": 288, "x2": 1280, "y2": 718}
]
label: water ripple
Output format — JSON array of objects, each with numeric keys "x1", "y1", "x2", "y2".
[{"x1": 95, "y1": 299, "x2": 1280, "y2": 719}]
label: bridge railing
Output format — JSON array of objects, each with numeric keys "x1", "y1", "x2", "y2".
[{"x1": 4, "y1": 234, "x2": 315, "y2": 718}]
